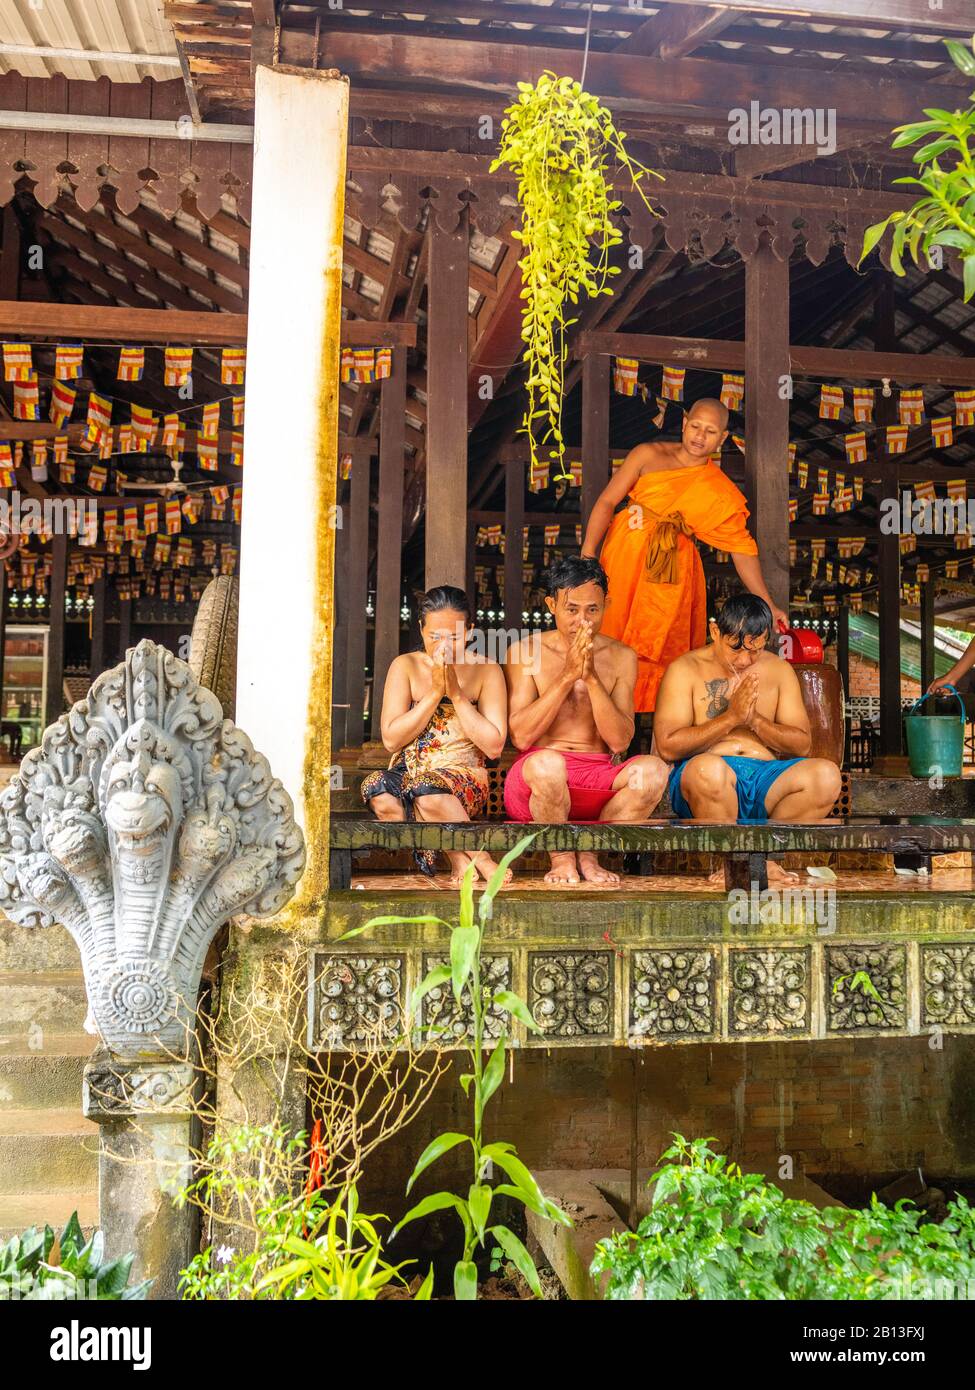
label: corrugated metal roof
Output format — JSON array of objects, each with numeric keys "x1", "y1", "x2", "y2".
[{"x1": 0, "y1": 0, "x2": 178, "y2": 83}]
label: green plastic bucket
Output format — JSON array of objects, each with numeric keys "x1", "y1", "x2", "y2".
[{"x1": 904, "y1": 685, "x2": 966, "y2": 779}]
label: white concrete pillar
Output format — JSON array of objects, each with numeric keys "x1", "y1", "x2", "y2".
[{"x1": 237, "y1": 65, "x2": 348, "y2": 879}]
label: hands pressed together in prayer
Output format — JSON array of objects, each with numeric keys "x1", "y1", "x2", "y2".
[
  {"x1": 726, "y1": 670, "x2": 761, "y2": 729},
  {"x1": 561, "y1": 620, "x2": 599, "y2": 687}
]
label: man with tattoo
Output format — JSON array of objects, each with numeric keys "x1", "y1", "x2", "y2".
[
  {"x1": 653, "y1": 595, "x2": 842, "y2": 884},
  {"x1": 504, "y1": 555, "x2": 669, "y2": 885}
]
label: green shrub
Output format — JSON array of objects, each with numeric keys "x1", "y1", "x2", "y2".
[
  {"x1": 0, "y1": 1211, "x2": 151, "y2": 1300},
  {"x1": 591, "y1": 1135, "x2": 975, "y2": 1300}
]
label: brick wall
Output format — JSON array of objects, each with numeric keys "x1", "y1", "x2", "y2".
[
  {"x1": 358, "y1": 1036, "x2": 975, "y2": 1216},
  {"x1": 823, "y1": 648, "x2": 921, "y2": 701}
]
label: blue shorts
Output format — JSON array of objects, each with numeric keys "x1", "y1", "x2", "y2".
[{"x1": 668, "y1": 755, "x2": 804, "y2": 825}]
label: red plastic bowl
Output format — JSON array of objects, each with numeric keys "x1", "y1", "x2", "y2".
[{"x1": 779, "y1": 627, "x2": 823, "y2": 664}]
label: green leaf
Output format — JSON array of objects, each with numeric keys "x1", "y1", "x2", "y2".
[
  {"x1": 480, "y1": 1036, "x2": 507, "y2": 1108},
  {"x1": 945, "y1": 38, "x2": 975, "y2": 78},
  {"x1": 393, "y1": 1191, "x2": 470, "y2": 1239},
  {"x1": 413, "y1": 1265, "x2": 435, "y2": 1300},
  {"x1": 406, "y1": 1132, "x2": 472, "y2": 1194},
  {"x1": 965, "y1": 253, "x2": 975, "y2": 304},
  {"x1": 458, "y1": 861, "x2": 477, "y2": 932},
  {"x1": 479, "y1": 832, "x2": 536, "y2": 913},
  {"x1": 490, "y1": 1224, "x2": 543, "y2": 1296},
  {"x1": 454, "y1": 1259, "x2": 478, "y2": 1301},
  {"x1": 858, "y1": 216, "x2": 892, "y2": 266},
  {"x1": 468, "y1": 1184, "x2": 493, "y2": 1242},
  {"x1": 411, "y1": 964, "x2": 452, "y2": 1015},
  {"x1": 450, "y1": 923, "x2": 479, "y2": 1002},
  {"x1": 337, "y1": 915, "x2": 448, "y2": 941},
  {"x1": 492, "y1": 989, "x2": 541, "y2": 1033}
]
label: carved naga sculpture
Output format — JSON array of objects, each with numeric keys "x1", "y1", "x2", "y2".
[{"x1": 0, "y1": 641, "x2": 305, "y2": 1057}]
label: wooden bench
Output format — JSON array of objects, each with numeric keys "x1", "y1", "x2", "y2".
[{"x1": 328, "y1": 816, "x2": 975, "y2": 893}]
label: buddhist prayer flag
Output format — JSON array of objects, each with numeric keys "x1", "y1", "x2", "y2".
[
  {"x1": 0, "y1": 443, "x2": 13, "y2": 487},
  {"x1": 661, "y1": 365, "x2": 685, "y2": 401},
  {"x1": 182, "y1": 497, "x2": 203, "y2": 525},
  {"x1": 155, "y1": 536, "x2": 171, "y2": 564},
  {"x1": 221, "y1": 348, "x2": 246, "y2": 385},
  {"x1": 165, "y1": 499, "x2": 182, "y2": 534},
  {"x1": 119, "y1": 424, "x2": 134, "y2": 454},
  {"x1": 230, "y1": 431, "x2": 243, "y2": 468},
  {"x1": 844, "y1": 431, "x2": 867, "y2": 464},
  {"x1": 2, "y1": 343, "x2": 31, "y2": 381},
  {"x1": 819, "y1": 384, "x2": 844, "y2": 419},
  {"x1": 98, "y1": 429, "x2": 114, "y2": 461},
  {"x1": 899, "y1": 389, "x2": 924, "y2": 425},
  {"x1": 31, "y1": 440, "x2": 47, "y2": 480},
  {"x1": 852, "y1": 387, "x2": 874, "y2": 422},
  {"x1": 788, "y1": 498, "x2": 797, "y2": 521},
  {"x1": 886, "y1": 424, "x2": 908, "y2": 454},
  {"x1": 375, "y1": 348, "x2": 392, "y2": 379},
  {"x1": 123, "y1": 507, "x2": 139, "y2": 542},
  {"x1": 544, "y1": 524, "x2": 560, "y2": 545},
  {"x1": 232, "y1": 395, "x2": 245, "y2": 428},
  {"x1": 131, "y1": 404, "x2": 155, "y2": 446},
  {"x1": 198, "y1": 438, "x2": 218, "y2": 471},
  {"x1": 732, "y1": 434, "x2": 745, "y2": 454},
  {"x1": 947, "y1": 560, "x2": 960, "y2": 579},
  {"x1": 797, "y1": 461, "x2": 808, "y2": 489},
  {"x1": 825, "y1": 562, "x2": 834, "y2": 582},
  {"x1": 948, "y1": 479, "x2": 967, "y2": 508},
  {"x1": 853, "y1": 477, "x2": 864, "y2": 500},
  {"x1": 13, "y1": 373, "x2": 39, "y2": 420},
  {"x1": 956, "y1": 532, "x2": 970, "y2": 549},
  {"x1": 834, "y1": 488, "x2": 854, "y2": 513},
  {"x1": 143, "y1": 502, "x2": 158, "y2": 534},
  {"x1": 817, "y1": 468, "x2": 830, "y2": 494},
  {"x1": 955, "y1": 389, "x2": 975, "y2": 425},
  {"x1": 931, "y1": 416, "x2": 954, "y2": 448},
  {"x1": 575, "y1": 525, "x2": 582, "y2": 545},
  {"x1": 812, "y1": 493, "x2": 829, "y2": 516},
  {"x1": 59, "y1": 458, "x2": 75, "y2": 484},
  {"x1": 117, "y1": 347, "x2": 144, "y2": 381},
  {"x1": 50, "y1": 379, "x2": 76, "y2": 427},
  {"x1": 232, "y1": 487, "x2": 243, "y2": 524},
  {"x1": 339, "y1": 454, "x2": 352, "y2": 480},
  {"x1": 900, "y1": 534, "x2": 917, "y2": 554},
  {"x1": 915, "y1": 479, "x2": 936, "y2": 504},
  {"x1": 103, "y1": 510, "x2": 118, "y2": 542},
  {"x1": 201, "y1": 401, "x2": 220, "y2": 439},
  {"x1": 788, "y1": 442, "x2": 797, "y2": 472},
  {"x1": 529, "y1": 459, "x2": 549, "y2": 491},
  {"x1": 720, "y1": 374, "x2": 744, "y2": 411},
  {"x1": 162, "y1": 413, "x2": 179, "y2": 455},
  {"x1": 340, "y1": 348, "x2": 354, "y2": 382},
  {"x1": 164, "y1": 347, "x2": 193, "y2": 386},
  {"x1": 55, "y1": 344, "x2": 83, "y2": 379},
  {"x1": 917, "y1": 564, "x2": 930, "y2": 583},
  {"x1": 613, "y1": 357, "x2": 639, "y2": 396},
  {"x1": 86, "y1": 392, "x2": 111, "y2": 442},
  {"x1": 568, "y1": 459, "x2": 582, "y2": 487},
  {"x1": 87, "y1": 464, "x2": 107, "y2": 493}
]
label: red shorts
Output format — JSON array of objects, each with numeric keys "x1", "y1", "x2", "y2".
[{"x1": 503, "y1": 748, "x2": 644, "y2": 823}]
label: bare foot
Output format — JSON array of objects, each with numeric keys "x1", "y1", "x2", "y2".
[
  {"x1": 577, "y1": 852, "x2": 620, "y2": 886},
  {"x1": 545, "y1": 852, "x2": 580, "y2": 885},
  {"x1": 767, "y1": 860, "x2": 800, "y2": 886},
  {"x1": 446, "y1": 850, "x2": 475, "y2": 888},
  {"x1": 473, "y1": 854, "x2": 513, "y2": 887},
  {"x1": 707, "y1": 866, "x2": 725, "y2": 886}
]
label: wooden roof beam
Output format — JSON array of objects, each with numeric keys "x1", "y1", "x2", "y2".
[{"x1": 625, "y1": 4, "x2": 738, "y2": 60}]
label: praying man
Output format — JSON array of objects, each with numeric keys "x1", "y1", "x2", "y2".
[{"x1": 581, "y1": 398, "x2": 788, "y2": 714}]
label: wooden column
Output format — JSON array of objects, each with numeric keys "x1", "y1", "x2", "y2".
[
  {"x1": 920, "y1": 581, "x2": 935, "y2": 697},
  {"x1": 581, "y1": 353, "x2": 610, "y2": 534},
  {"x1": 45, "y1": 533, "x2": 66, "y2": 727},
  {"x1": 0, "y1": 204, "x2": 20, "y2": 300},
  {"x1": 465, "y1": 521, "x2": 476, "y2": 605},
  {"x1": 345, "y1": 455, "x2": 370, "y2": 748},
  {"x1": 0, "y1": 567, "x2": 6, "y2": 716},
  {"x1": 371, "y1": 349, "x2": 406, "y2": 741},
  {"x1": 874, "y1": 282, "x2": 903, "y2": 760},
  {"x1": 331, "y1": 482, "x2": 350, "y2": 753},
  {"x1": 504, "y1": 458, "x2": 525, "y2": 624},
  {"x1": 744, "y1": 239, "x2": 790, "y2": 618},
  {"x1": 90, "y1": 576, "x2": 106, "y2": 680},
  {"x1": 425, "y1": 214, "x2": 469, "y2": 589},
  {"x1": 837, "y1": 605, "x2": 850, "y2": 768},
  {"x1": 118, "y1": 597, "x2": 132, "y2": 661}
]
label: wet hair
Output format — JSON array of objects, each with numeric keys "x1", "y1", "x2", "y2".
[
  {"x1": 714, "y1": 593, "x2": 774, "y2": 650},
  {"x1": 417, "y1": 585, "x2": 472, "y2": 627},
  {"x1": 542, "y1": 554, "x2": 608, "y2": 599},
  {"x1": 687, "y1": 397, "x2": 730, "y2": 431}
]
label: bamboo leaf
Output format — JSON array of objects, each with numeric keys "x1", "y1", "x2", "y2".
[
  {"x1": 454, "y1": 1259, "x2": 479, "y2": 1301},
  {"x1": 406, "y1": 1132, "x2": 473, "y2": 1194},
  {"x1": 489, "y1": 1224, "x2": 543, "y2": 1296}
]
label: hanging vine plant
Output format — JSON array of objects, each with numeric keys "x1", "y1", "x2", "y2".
[{"x1": 491, "y1": 72, "x2": 663, "y2": 483}]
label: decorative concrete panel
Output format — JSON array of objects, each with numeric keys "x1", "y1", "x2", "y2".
[
  {"x1": 314, "y1": 953, "x2": 404, "y2": 1049},
  {"x1": 528, "y1": 950, "x2": 614, "y2": 1041},
  {"x1": 421, "y1": 953, "x2": 513, "y2": 1043},
  {"x1": 825, "y1": 944, "x2": 907, "y2": 1033},
  {"x1": 629, "y1": 949, "x2": 717, "y2": 1041},
  {"x1": 729, "y1": 947, "x2": 811, "y2": 1036},
  {"x1": 921, "y1": 943, "x2": 975, "y2": 1029}
]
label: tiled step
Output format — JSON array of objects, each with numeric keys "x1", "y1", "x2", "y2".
[
  {"x1": 0, "y1": 1039, "x2": 94, "y2": 1109},
  {"x1": 0, "y1": 1108, "x2": 99, "y2": 1194},
  {"x1": 0, "y1": 974, "x2": 90, "y2": 1040},
  {"x1": 0, "y1": 1191, "x2": 98, "y2": 1241}
]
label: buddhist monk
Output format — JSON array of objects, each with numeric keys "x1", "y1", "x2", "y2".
[
  {"x1": 581, "y1": 398, "x2": 788, "y2": 714},
  {"x1": 504, "y1": 556, "x2": 669, "y2": 885},
  {"x1": 653, "y1": 595, "x2": 842, "y2": 884}
]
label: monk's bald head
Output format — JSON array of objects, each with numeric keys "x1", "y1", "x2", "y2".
[
  {"x1": 687, "y1": 397, "x2": 729, "y2": 431},
  {"x1": 680, "y1": 397, "x2": 730, "y2": 461}
]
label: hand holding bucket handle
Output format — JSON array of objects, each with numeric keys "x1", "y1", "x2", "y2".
[{"x1": 907, "y1": 683, "x2": 966, "y2": 724}]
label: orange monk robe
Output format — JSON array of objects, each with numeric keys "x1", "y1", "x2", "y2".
[{"x1": 600, "y1": 462, "x2": 758, "y2": 713}]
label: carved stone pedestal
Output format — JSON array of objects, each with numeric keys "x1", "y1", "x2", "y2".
[{"x1": 83, "y1": 1053, "x2": 197, "y2": 1299}]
